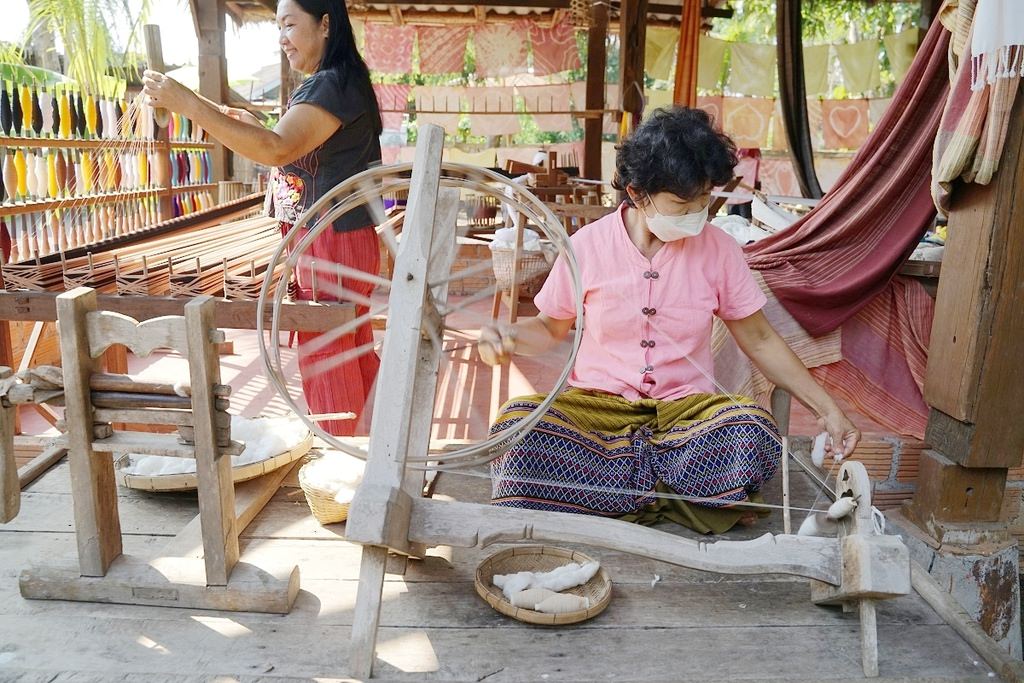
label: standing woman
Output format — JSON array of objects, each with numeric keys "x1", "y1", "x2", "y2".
[{"x1": 143, "y1": 0, "x2": 382, "y2": 435}]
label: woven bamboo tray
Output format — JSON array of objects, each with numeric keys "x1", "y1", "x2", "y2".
[
  {"x1": 474, "y1": 545, "x2": 612, "y2": 625},
  {"x1": 114, "y1": 430, "x2": 313, "y2": 492}
]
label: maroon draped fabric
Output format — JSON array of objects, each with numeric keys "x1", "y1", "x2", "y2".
[{"x1": 744, "y1": 18, "x2": 950, "y2": 337}]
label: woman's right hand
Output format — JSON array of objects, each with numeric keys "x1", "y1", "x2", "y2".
[
  {"x1": 478, "y1": 323, "x2": 517, "y2": 366},
  {"x1": 141, "y1": 70, "x2": 196, "y2": 115}
]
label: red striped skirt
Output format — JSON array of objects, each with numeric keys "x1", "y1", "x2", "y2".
[{"x1": 282, "y1": 222, "x2": 381, "y2": 436}]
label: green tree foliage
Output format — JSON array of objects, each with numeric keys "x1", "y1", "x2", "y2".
[{"x1": 24, "y1": 0, "x2": 152, "y2": 94}]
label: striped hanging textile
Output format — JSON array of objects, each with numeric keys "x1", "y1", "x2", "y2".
[{"x1": 416, "y1": 26, "x2": 470, "y2": 74}]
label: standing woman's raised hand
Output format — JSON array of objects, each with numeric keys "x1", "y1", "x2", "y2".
[{"x1": 141, "y1": 70, "x2": 197, "y2": 115}]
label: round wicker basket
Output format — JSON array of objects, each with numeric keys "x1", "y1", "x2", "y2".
[
  {"x1": 474, "y1": 546, "x2": 612, "y2": 625},
  {"x1": 490, "y1": 246, "x2": 552, "y2": 298},
  {"x1": 297, "y1": 459, "x2": 358, "y2": 525}
]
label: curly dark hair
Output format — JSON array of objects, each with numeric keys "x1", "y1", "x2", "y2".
[{"x1": 612, "y1": 106, "x2": 737, "y2": 206}]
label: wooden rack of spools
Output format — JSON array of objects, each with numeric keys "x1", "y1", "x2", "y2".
[
  {"x1": 1, "y1": 76, "x2": 219, "y2": 263},
  {"x1": 0, "y1": 56, "x2": 353, "y2": 492}
]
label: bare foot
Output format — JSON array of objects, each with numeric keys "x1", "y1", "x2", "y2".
[{"x1": 736, "y1": 512, "x2": 759, "y2": 527}]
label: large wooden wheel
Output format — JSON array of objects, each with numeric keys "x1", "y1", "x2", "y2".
[{"x1": 256, "y1": 146, "x2": 584, "y2": 468}]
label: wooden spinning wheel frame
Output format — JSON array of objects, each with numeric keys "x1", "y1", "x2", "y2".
[{"x1": 257, "y1": 125, "x2": 910, "y2": 680}]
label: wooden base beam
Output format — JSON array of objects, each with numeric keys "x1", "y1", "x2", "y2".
[
  {"x1": 19, "y1": 555, "x2": 300, "y2": 614},
  {"x1": 906, "y1": 449, "x2": 1006, "y2": 530}
]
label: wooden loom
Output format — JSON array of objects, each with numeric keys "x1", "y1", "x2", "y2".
[
  {"x1": 340, "y1": 126, "x2": 912, "y2": 679},
  {"x1": 0, "y1": 287, "x2": 299, "y2": 613}
]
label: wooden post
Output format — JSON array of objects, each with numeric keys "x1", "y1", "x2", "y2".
[
  {"x1": 279, "y1": 51, "x2": 294, "y2": 113},
  {"x1": 1, "y1": 368, "x2": 19, "y2": 523},
  {"x1": 583, "y1": 0, "x2": 608, "y2": 181},
  {"x1": 910, "y1": 83, "x2": 1024, "y2": 527},
  {"x1": 195, "y1": 0, "x2": 230, "y2": 181},
  {"x1": 143, "y1": 25, "x2": 174, "y2": 223},
  {"x1": 619, "y1": 0, "x2": 649, "y2": 123},
  {"x1": 0, "y1": 322, "x2": 19, "y2": 434},
  {"x1": 56, "y1": 288, "x2": 123, "y2": 576},
  {"x1": 672, "y1": 0, "x2": 700, "y2": 107},
  {"x1": 143, "y1": 25, "x2": 171, "y2": 129},
  {"x1": 346, "y1": 125, "x2": 456, "y2": 679},
  {"x1": 185, "y1": 296, "x2": 239, "y2": 586}
]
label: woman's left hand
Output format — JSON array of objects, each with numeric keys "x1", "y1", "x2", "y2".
[
  {"x1": 817, "y1": 409, "x2": 861, "y2": 460},
  {"x1": 142, "y1": 70, "x2": 196, "y2": 115}
]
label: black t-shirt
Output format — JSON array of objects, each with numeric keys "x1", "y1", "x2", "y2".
[{"x1": 269, "y1": 69, "x2": 381, "y2": 232}]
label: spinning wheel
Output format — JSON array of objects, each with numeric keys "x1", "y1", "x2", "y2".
[
  {"x1": 257, "y1": 131, "x2": 583, "y2": 467},
  {"x1": 255, "y1": 125, "x2": 910, "y2": 679}
]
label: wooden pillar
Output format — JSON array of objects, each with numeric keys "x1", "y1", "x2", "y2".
[
  {"x1": 672, "y1": 0, "x2": 700, "y2": 107},
  {"x1": 196, "y1": 0, "x2": 230, "y2": 182},
  {"x1": 0, "y1": 322, "x2": 18, "y2": 434},
  {"x1": 279, "y1": 51, "x2": 295, "y2": 113},
  {"x1": 908, "y1": 88, "x2": 1024, "y2": 531},
  {"x1": 583, "y1": 1, "x2": 608, "y2": 181},
  {"x1": 143, "y1": 26, "x2": 175, "y2": 223},
  {"x1": 619, "y1": 0, "x2": 649, "y2": 124}
]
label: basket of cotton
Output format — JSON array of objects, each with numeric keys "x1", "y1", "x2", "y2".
[
  {"x1": 115, "y1": 415, "x2": 312, "y2": 492},
  {"x1": 475, "y1": 545, "x2": 611, "y2": 625},
  {"x1": 489, "y1": 228, "x2": 557, "y2": 298},
  {"x1": 297, "y1": 451, "x2": 365, "y2": 525}
]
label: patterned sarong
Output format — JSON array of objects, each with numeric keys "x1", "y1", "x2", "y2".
[{"x1": 490, "y1": 389, "x2": 781, "y2": 531}]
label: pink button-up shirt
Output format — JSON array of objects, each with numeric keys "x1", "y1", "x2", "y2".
[{"x1": 535, "y1": 203, "x2": 766, "y2": 401}]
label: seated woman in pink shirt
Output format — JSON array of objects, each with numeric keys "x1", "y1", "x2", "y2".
[{"x1": 479, "y1": 107, "x2": 860, "y2": 533}]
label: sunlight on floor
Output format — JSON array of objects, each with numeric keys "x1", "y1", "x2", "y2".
[
  {"x1": 190, "y1": 615, "x2": 253, "y2": 638},
  {"x1": 376, "y1": 631, "x2": 440, "y2": 673},
  {"x1": 135, "y1": 634, "x2": 170, "y2": 655}
]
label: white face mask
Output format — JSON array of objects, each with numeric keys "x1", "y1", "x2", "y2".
[{"x1": 642, "y1": 194, "x2": 709, "y2": 241}]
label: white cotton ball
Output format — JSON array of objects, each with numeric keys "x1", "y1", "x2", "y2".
[
  {"x1": 811, "y1": 432, "x2": 829, "y2": 467},
  {"x1": 827, "y1": 497, "x2": 858, "y2": 521},
  {"x1": 533, "y1": 593, "x2": 590, "y2": 614},
  {"x1": 797, "y1": 513, "x2": 838, "y2": 537},
  {"x1": 509, "y1": 588, "x2": 558, "y2": 608},
  {"x1": 493, "y1": 571, "x2": 535, "y2": 600}
]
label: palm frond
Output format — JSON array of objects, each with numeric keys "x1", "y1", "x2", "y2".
[{"x1": 26, "y1": 0, "x2": 152, "y2": 94}]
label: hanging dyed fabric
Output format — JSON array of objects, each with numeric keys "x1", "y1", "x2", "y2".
[
  {"x1": 474, "y1": 23, "x2": 529, "y2": 78},
  {"x1": 969, "y1": 0, "x2": 1024, "y2": 90},
  {"x1": 518, "y1": 84, "x2": 573, "y2": 132},
  {"x1": 695, "y1": 95, "x2": 724, "y2": 127},
  {"x1": 643, "y1": 88, "x2": 673, "y2": 116},
  {"x1": 883, "y1": 30, "x2": 919, "y2": 83},
  {"x1": 362, "y1": 24, "x2": 415, "y2": 73},
  {"x1": 834, "y1": 40, "x2": 882, "y2": 94},
  {"x1": 726, "y1": 43, "x2": 776, "y2": 98},
  {"x1": 745, "y1": 17, "x2": 949, "y2": 336},
  {"x1": 372, "y1": 84, "x2": 411, "y2": 131},
  {"x1": 721, "y1": 96, "x2": 774, "y2": 148},
  {"x1": 932, "y1": 0, "x2": 1022, "y2": 213},
  {"x1": 416, "y1": 26, "x2": 470, "y2": 74},
  {"x1": 697, "y1": 35, "x2": 728, "y2": 90},
  {"x1": 467, "y1": 87, "x2": 520, "y2": 137},
  {"x1": 530, "y1": 19, "x2": 581, "y2": 76},
  {"x1": 411, "y1": 86, "x2": 462, "y2": 132},
  {"x1": 802, "y1": 45, "x2": 831, "y2": 96},
  {"x1": 644, "y1": 27, "x2": 678, "y2": 81},
  {"x1": 868, "y1": 98, "x2": 892, "y2": 130},
  {"x1": 821, "y1": 98, "x2": 870, "y2": 150}
]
